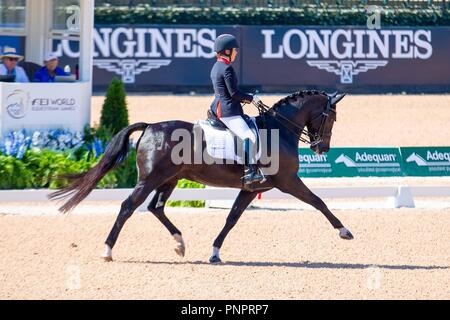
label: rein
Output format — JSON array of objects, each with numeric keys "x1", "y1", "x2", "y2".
[{"x1": 251, "y1": 95, "x2": 334, "y2": 146}]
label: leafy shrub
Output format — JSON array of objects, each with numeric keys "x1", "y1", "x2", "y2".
[
  {"x1": 94, "y1": 5, "x2": 450, "y2": 26},
  {"x1": 167, "y1": 179, "x2": 206, "y2": 208},
  {"x1": 100, "y1": 78, "x2": 129, "y2": 136}
]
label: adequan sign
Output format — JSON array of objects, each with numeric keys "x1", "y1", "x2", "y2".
[
  {"x1": 401, "y1": 147, "x2": 450, "y2": 176},
  {"x1": 298, "y1": 147, "x2": 404, "y2": 177}
]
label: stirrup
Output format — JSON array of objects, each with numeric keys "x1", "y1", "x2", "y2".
[{"x1": 242, "y1": 166, "x2": 266, "y2": 184}]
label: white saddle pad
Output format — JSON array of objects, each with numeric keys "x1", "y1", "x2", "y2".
[{"x1": 197, "y1": 117, "x2": 262, "y2": 164}]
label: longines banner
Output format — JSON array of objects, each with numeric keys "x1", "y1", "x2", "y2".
[
  {"x1": 242, "y1": 26, "x2": 449, "y2": 87},
  {"x1": 54, "y1": 25, "x2": 243, "y2": 86},
  {"x1": 51, "y1": 25, "x2": 450, "y2": 90}
]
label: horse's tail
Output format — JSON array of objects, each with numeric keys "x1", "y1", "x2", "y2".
[{"x1": 48, "y1": 122, "x2": 149, "y2": 213}]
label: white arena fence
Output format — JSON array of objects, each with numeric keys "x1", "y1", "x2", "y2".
[{"x1": 1, "y1": 185, "x2": 450, "y2": 210}]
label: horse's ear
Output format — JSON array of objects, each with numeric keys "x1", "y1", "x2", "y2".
[{"x1": 331, "y1": 93, "x2": 346, "y2": 105}]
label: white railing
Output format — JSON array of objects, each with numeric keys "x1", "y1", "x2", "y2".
[{"x1": 0, "y1": 185, "x2": 449, "y2": 209}]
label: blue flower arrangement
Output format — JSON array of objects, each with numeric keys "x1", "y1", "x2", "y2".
[{"x1": 0, "y1": 129, "x2": 105, "y2": 159}]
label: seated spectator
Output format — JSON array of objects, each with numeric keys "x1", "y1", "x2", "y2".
[
  {"x1": 34, "y1": 52, "x2": 67, "y2": 82},
  {"x1": 0, "y1": 47, "x2": 30, "y2": 82}
]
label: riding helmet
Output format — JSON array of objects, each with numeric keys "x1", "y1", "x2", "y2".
[{"x1": 214, "y1": 34, "x2": 239, "y2": 54}]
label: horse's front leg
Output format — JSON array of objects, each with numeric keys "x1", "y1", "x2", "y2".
[
  {"x1": 278, "y1": 176, "x2": 354, "y2": 240},
  {"x1": 209, "y1": 190, "x2": 258, "y2": 263}
]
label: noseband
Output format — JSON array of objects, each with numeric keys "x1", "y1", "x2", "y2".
[{"x1": 253, "y1": 95, "x2": 335, "y2": 146}]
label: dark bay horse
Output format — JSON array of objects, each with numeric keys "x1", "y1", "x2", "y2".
[{"x1": 49, "y1": 90, "x2": 353, "y2": 263}]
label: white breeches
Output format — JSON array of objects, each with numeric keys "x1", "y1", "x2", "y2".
[{"x1": 220, "y1": 116, "x2": 257, "y2": 144}]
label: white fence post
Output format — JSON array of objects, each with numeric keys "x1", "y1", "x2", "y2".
[{"x1": 394, "y1": 186, "x2": 415, "y2": 208}]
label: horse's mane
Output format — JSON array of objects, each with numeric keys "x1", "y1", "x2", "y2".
[{"x1": 271, "y1": 90, "x2": 327, "y2": 110}]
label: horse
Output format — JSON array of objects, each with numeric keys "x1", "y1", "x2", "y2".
[{"x1": 49, "y1": 90, "x2": 353, "y2": 264}]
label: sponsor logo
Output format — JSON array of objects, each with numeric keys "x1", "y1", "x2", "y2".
[
  {"x1": 298, "y1": 153, "x2": 330, "y2": 168},
  {"x1": 335, "y1": 152, "x2": 399, "y2": 167},
  {"x1": 306, "y1": 60, "x2": 388, "y2": 84},
  {"x1": 93, "y1": 59, "x2": 171, "y2": 84},
  {"x1": 56, "y1": 27, "x2": 217, "y2": 84},
  {"x1": 30, "y1": 96, "x2": 77, "y2": 111},
  {"x1": 6, "y1": 90, "x2": 29, "y2": 119},
  {"x1": 406, "y1": 151, "x2": 450, "y2": 166},
  {"x1": 262, "y1": 29, "x2": 432, "y2": 84}
]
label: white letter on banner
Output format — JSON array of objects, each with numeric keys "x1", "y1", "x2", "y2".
[
  {"x1": 306, "y1": 29, "x2": 331, "y2": 59},
  {"x1": 134, "y1": 28, "x2": 149, "y2": 58},
  {"x1": 174, "y1": 29, "x2": 197, "y2": 58},
  {"x1": 93, "y1": 28, "x2": 111, "y2": 58},
  {"x1": 414, "y1": 30, "x2": 432, "y2": 59},
  {"x1": 197, "y1": 29, "x2": 216, "y2": 58},
  {"x1": 366, "y1": 30, "x2": 391, "y2": 58},
  {"x1": 261, "y1": 29, "x2": 283, "y2": 58},
  {"x1": 111, "y1": 27, "x2": 135, "y2": 58},
  {"x1": 149, "y1": 28, "x2": 174, "y2": 58},
  {"x1": 331, "y1": 29, "x2": 353, "y2": 59},
  {"x1": 283, "y1": 29, "x2": 308, "y2": 59},
  {"x1": 392, "y1": 30, "x2": 414, "y2": 58}
]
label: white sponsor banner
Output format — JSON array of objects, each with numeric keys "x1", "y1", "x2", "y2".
[{"x1": 0, "y1": 82, "x2": 91, "y2": 135}]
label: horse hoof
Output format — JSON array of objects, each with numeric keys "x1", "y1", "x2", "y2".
[
  {"x1": 174, "y1": 245, "x2": 185, "y2": 257},
  {"x1": 173, "y1": 234, "x2": 185, "y2": 257},
  {"x1": 209, "y1": 255, "x2": 222, "y2": 264},
  {"x1": 339, "y1": 227, "x2": 354, "y2": 240},
  {"x1": 102, "y1": 244, "x2": 113, "y2": 261},
  {"x1": 102, "y1": 255, "x2": 113, "y2": 262}
]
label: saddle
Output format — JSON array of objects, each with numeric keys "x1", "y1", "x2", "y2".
[
  {"x1": 206, "y1": 109, "x2": 227, "y2": 130},
  {"x1": 206, "y1": 109, "x2": 258, "y2": 134},
  {"x1": 194, "y1": 110, "x2": 262, "y2": 164}
]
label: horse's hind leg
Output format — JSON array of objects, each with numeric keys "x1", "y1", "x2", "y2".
[
  {"x1": 102, "y1": 178, "x2": 160, "y2": 261},
  {"x1": 147, "y1": 178, "x2": 186, "y2": 257}
]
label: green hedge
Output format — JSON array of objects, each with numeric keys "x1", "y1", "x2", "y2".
[{"x1": 94, "y1": 5, "x2": 450, "y2": 26}]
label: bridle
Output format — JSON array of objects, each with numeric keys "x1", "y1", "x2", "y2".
[{"x1": 251, "y1": 95, "x2": 336, "y2": 146}]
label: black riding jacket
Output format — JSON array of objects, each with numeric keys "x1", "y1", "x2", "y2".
[{"x1": 210, "y1": 58, "x2": 253, "y2": 118}]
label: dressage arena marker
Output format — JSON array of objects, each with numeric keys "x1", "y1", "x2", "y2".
[{"x1": 1, "y1": 185, "x2": 450, "y2": 211}]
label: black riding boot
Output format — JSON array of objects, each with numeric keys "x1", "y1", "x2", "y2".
[{"x1": 242, "y1": 138, "x2": 265, "y2": 185}]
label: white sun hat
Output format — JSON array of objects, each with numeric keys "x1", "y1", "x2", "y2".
[{"x1": 0, "y1": 47, "x2": 24, "y2": 61}]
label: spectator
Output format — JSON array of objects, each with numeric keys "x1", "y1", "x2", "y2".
[
  {"x1": 0, "y1": 47, "x2": 29, "y2": 82},
  {"x1": 34, "y1": 52, "x2": 67, "y2": 82}
]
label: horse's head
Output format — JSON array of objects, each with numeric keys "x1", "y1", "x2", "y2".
[
  {"x1": 268, "y1": 90, "x2": 346, "y2": 154},
  {"x1": 305, "y1": 92, "x2": 345, "y2": 155}
]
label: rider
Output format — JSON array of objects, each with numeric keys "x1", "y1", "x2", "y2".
[{"x1": 210, "y1": 34, "x2": 265, "y2": 185}]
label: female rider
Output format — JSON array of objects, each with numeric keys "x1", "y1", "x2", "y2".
[{"x1": 210, "y1": 34, "x2": 265, "y2": 185}]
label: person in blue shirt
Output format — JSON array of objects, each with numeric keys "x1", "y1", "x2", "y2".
[
  {"x1": 0, "y1": 47, "x2": 29, "y2": 82},
  {"x1": 34, "y1": 52, "x2": 67, "y2": 82}
]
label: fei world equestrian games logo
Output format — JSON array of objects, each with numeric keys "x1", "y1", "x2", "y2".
[
  {"x1": 6, "y1": 90, "x2": 29, "y2": 119},
  {"x1": 261, "y1": 28, "x2": 432, "y2": 84}
]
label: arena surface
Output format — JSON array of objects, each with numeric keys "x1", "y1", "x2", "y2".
[{"x1": 1, "y1": 94, "x2": 449, "y2": 300}]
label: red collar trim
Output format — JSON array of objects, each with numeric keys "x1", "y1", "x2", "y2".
[{"x1": 217, "y1": 56, "x2": 231, "y2": 65}]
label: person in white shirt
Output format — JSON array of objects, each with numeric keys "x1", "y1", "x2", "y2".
[{"x1": 0, "y1": 47, "x2": 29, "y2": 82}]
